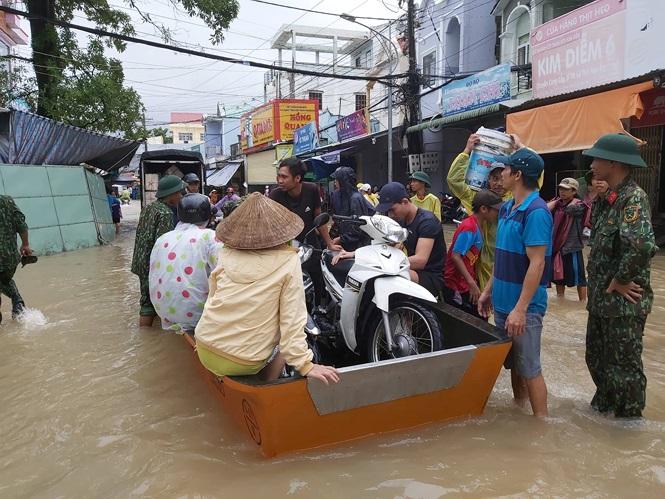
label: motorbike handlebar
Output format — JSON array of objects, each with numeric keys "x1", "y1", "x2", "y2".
[{"x1": 332, "y1": 214, "x2": 367, "y2": 225}]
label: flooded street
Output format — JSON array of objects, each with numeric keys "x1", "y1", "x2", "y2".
[{"x1": 1, "y1": 207, "x2": 665, "y2": 497}]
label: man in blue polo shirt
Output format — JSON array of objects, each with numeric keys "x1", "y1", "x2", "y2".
[{"x1": 478, "y1": 147, "x2": 552, "y2": 417}]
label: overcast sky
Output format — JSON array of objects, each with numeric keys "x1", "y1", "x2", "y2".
[{"x1": 43, "y1": 0, "x2": 405, "y2": 126}]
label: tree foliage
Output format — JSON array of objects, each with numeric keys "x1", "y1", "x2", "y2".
[{"x1": 20, "y1": 0, "x2": 239, "y2": 136}]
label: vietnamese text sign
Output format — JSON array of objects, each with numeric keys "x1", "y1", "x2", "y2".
[
  {"x1": 336, "y1": 110, "x2": 368, "y2": 142},
  {"x1": 240, "y1": 103, "x2": 275, "y2": 152},
  {"x1": 277, "y1": 101, "x2": 318, "y2": 141},
  {"x1": 441, "y1": 63, "x2": 511, "y2": 116},
  {"x1": 532, "y1": 0, "x2": 627, "y2": 99},
  {"x1": 293, "y1": 121, "x2": 319, "y2": 155}
]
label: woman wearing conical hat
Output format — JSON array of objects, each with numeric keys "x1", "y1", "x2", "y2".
[{"x1": 194, "y1": 193, "x2": 340, "y2": 384}]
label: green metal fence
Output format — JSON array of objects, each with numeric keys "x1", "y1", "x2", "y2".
[{"x1": 0, "y1": 164, "x2": 115, "y2": 255}]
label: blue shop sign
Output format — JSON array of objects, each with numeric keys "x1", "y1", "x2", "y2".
[
  {"x1": 441, "y1": 63, "x2": 511, "y2": 117},
  {"x1": 293, "y1": 121, "x2": 319, "y2": 155}
]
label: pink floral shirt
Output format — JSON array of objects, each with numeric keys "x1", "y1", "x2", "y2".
[{"x1": 149, "y1": 223, "x2": 221, "y2": 332}]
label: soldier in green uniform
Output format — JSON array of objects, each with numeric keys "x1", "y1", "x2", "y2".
[
  {"x1": 582, "y1": 133, "x2": 658, "y2": 418},
  {"x1": 131, "y1": 175, "x2": 184, "y2": 327},
  {"x1": 0, "y1": 195, "x2": 33, "y2": 324}
]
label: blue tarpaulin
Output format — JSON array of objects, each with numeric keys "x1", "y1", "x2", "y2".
[
  {"x1": 304, "y1": 147, "x2": 354, "y2": 180},
  {"x1": 0, "y1": 110, "x2": 140, "y2": 171}
]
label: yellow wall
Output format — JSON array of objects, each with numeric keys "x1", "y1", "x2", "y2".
[{"x1": 170, "y1": 123, "x2": 205, "y2": 144}]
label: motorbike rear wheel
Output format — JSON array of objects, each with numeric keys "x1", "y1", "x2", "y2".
[{"x1": 364, "y1": 300, "x2": 443, "y2": 363}]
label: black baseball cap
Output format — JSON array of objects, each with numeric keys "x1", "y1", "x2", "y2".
[{"x1": 376, "y1": 182, "x2": 409, "y2": 212}]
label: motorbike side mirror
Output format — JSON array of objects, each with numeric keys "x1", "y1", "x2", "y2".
[{"x1": 313, "y1": 213, "x2": 330, "y2": 227}]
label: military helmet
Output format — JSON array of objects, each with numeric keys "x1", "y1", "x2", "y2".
[{"x1": 582, "y1": 133, "x2": 647, "y2": 168}]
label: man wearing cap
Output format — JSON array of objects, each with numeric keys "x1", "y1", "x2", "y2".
[
  {"x1": 183, "y1": 173, "x2": 201, "y2": 194},
  {"x1": 194, "y1": 193, "x2": 340, "y2": 384},
  {"x1": 0, "y1": 195, "x2": 33, "y2": 323},
  {"x1": 409, "y1": 171, "x2": 442, "y2": 222},
  {"x1": 582, "y1": 133, "x2": 657, "y2": 418},
  {"x1": 443, "y1": 190, "x2": 502, "y2": 316},
  {"x1": 376, "y1": 182, "x2": 445, "y2": 295},
  {"x1": 547, "y1": 178, "x2": 588, "y2": 301},
  {"x1": 131, "y1": 175, "x2": 184, "y2": 327},
  {"x1": 478, "y1": 147, "x2": 552, "y2": 417}
]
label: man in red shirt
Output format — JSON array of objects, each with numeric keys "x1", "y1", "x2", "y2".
[{"x1": 443, "y1": 190, "x2": 502, "y2": 316}]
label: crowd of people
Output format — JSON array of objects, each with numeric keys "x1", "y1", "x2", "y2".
[{"x1": 119, "y1": 131, "x2": 657, "y2": 419}]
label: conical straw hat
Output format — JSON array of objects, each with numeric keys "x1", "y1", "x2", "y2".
[{"x1": 216, "y1": 192, "x2": 304, "y2": 249}]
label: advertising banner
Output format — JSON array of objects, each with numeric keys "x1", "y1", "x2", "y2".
[
  {"x1": 241, "y1": 100, "x2": 319, "y2": 153},
  {"x1": 532, "y1": 0, "x2": 627, "y2": 99},
  {"x1": 277, "y1": 101, "x2": 319, "y2": 142},
  {"x1": 336, "y1": 110, "x2": 369, "y2": 142},
  {"x1": 441, "y1": 63, "x2": 511, "y2": 116},
  {"x1": 240, "y1": 104, "x2": 275, "y2": 152},
  {"x1": 293, "y1": 121, "x2": 319, "y2": 155}
]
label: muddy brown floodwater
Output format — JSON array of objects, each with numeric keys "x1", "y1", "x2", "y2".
[{"x1": 1, "y1": 209, "x2": 664, "y2": 497}]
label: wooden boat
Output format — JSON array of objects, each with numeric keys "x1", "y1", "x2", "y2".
[{"x1": 183, "y1": 302, "x2": 511, "y2": 457}]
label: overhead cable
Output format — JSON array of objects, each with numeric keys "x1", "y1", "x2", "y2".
[
  {"x1": 0, "y1": 5, "x2": 405, "y2": 83},
  {"x1": 247, "y1": 0, "x2": 396, "y2": 21}
]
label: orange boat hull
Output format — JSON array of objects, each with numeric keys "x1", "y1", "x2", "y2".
[{"x1": 183, "y1": 329, "x2": 510, "y2": 457}]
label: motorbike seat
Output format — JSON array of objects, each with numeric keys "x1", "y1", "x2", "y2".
[{"x1": 323, "y1": 252, "x2": 354, "y2": 288}]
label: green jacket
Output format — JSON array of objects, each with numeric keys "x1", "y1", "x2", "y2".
[
  {"x1": 131, "y1": 200, "x2": 174, "y2": 278},
  {"x1": 0, "y1": 195, "x2": 28, "y2": 272},
  {"x1": 587, "y1": 178, "x2": 658, "y2": 317}
]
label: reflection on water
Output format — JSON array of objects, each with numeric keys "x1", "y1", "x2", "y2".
[{"x1": 0, "y1": 222, "x2": 664, "y2": 497}]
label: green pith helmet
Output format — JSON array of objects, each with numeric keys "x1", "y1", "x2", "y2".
[
  {"x1": 156, "y1": 175, "x2": 185, "y2": 198},
  {"x1": 582, "y1": 133, "x2": 647, "y2": 168},
  {"x1": 408, "y1": 170, "x2": 432, "y2": 187}
]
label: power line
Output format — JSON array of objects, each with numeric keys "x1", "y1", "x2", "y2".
[
  {"x1": 247, "y1": 0, "x2": 396, "y2": 21},
  {"x1": 0, "y1": 5, "x2": 404, "y2": 83}
]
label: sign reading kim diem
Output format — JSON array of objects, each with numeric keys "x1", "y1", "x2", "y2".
[
  {"x1": 441, "y1": 63, "x2": 511, "y2": 116},
  {"x1": 336, "y1": 110, "x2": 368, "y2": 142}
]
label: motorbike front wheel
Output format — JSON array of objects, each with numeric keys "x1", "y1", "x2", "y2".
[{"x1": 364, "y1": 300, "x2": 443, "y2": 363}]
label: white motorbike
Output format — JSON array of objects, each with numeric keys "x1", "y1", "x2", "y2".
[{"x1": 300, "y1": 213, "x2": 443, "y2": 364}]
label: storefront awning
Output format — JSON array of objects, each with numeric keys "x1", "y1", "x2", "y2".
[
  {"x1": 507, "y1": 81, "x2": 654, "y2": 154},
  {"x1": 206, "y1": 160, "x2": 242, "y2": 187}
]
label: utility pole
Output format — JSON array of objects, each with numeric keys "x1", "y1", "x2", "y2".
[
  {"x1": 387, "y1": 23, "x2": 393, "y2": 182},
  {"x1": 142, "y1": 111, "x2": 148, "y2": 152},
  {"x1": 406, "y1": 0, "x2": 422, "y2": 155}
]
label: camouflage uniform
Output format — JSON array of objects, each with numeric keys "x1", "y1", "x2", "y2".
[
  {"x1": 131, "y1": 200, "x2": 174, "y2": 316},
  {"x1": 0, "y1": 195, "x2": 28, "y2": 314},
  {"x1": 586, "y1": 178, "x2": 657, "y2": 417}
]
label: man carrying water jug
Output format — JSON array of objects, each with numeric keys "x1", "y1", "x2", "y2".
[{"x1": 447, "y1": 133, "x2": 513, "y2": 290}]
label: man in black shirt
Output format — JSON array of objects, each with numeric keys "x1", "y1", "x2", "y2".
[
  {"x1": 376, "y1": 182, "x2": 445, "y2": 295},
  {"x1": 270, "y1": 157, "x2": 339, "y2": 249},
  {"x1": 270, "y1": 157, "x2": 341, "y2": 304}
]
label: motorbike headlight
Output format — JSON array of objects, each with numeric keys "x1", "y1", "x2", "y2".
[{"x1": 371, "y1": 215, "x2": 408, "y2": 244}]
